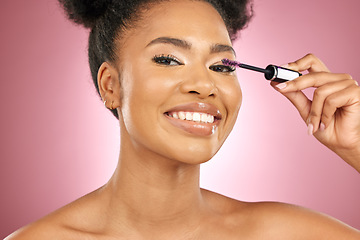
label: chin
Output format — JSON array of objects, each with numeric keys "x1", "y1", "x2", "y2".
[
  {"x1": 164, "y1": 139, "x2": 223, "y2": 165},
  {"x1": 178, "y1": 153, "x2": 213, "y2": 165}
]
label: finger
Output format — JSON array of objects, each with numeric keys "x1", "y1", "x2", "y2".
[
  {"x1": 274, "y1": 72, "x2": 353, "y2": 93},
  {"x1": 270, "y1": 81, "x2": 311, "y2": 122},
  {"x1": 308, "y1": 79, "x2": 357, "y2": 133},
  {"x1": 285, "y1": 53, "x2": 331, "y2": 73},
  {"x1": 321, "y1": 84, "x2": 360, "y2": 129}
]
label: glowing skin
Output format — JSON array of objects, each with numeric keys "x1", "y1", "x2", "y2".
[
  {"x1": 95, "y1": 1, "x2": 245, "y2": 237},
  {"x1": 116, "y1": 4, "x2": 242, "y2": 164}
]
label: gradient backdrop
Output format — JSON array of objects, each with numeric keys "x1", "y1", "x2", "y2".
[{"x1": 1, "y1": 0, "x2": 360, "y2": 237}]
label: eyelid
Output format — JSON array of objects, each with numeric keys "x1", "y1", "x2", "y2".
[
  {"x1": 209, "y1": 63, "x2": 236, "y2": 73},
  {"x1": 152, "y1": 54, "x2": 184, "y2": 65}
]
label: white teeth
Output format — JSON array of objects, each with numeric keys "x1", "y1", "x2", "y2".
[
  {"x1": 193, "y1": 112, "x2": 201, "y2": 122},
  {"x1": 185, "y1": 112, "x2": 192, "y2": 121},
  {"x1": 200, "y1": 113, "x2": 207, "y2": 123},
  {"x1": 209, "y1": 115, "x2": 214, "y2": 123},
  {"x1": 168, "y1": 111, "x2": 216, "y2": 123},
  {"x1": 178, "y1": 111, "x2": 186, "y2": 120}
]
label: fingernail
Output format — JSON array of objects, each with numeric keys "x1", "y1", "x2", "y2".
[
  {"x1": 307, "y1": 123, "x2": 314, "y2": 136},
  {"x1": 306, "y1": 117, "x2": 311, "y2": 125},
  {"x1": 319, "y1": 122, "x2": 325, "y2": 131},
  {"x1": 355, "y1": 81, "x2": 359, "y2": 86},
  {"x1": 275, "y1": 82, "x2": 287, "y2": 90},
  {"x1": 280, "y1": 64, "x2": 289, "y2": 68}
]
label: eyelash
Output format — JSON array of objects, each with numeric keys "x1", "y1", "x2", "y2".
[
  {"x1": 209, "y1": 65, "x2": 236, "y2": 73},
  {"x1": 152, "y1": 54, "x2": 183, "y2": 66},
  {"x1": 152, "y1": 54, "x2": 236, "y2": 73}
]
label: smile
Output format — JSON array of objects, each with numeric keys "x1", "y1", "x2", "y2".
[
  {"x1": 165, "y1": 111, "x2": 216, "y2": 123},
  {"x1": 163, "y1": 102, "x2": 222, "y2": 136}
]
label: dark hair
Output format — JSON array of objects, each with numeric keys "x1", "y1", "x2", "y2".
[{"x1": 58, "y1": 0, "x2": 253, "y2": 118}]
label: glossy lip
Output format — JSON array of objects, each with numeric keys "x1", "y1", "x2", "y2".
[{"x1": 163, "y1": 102, "x2": 223, "y2": 136}]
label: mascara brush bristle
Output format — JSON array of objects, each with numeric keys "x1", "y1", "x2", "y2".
[{"x1": 221, "y1": 58, "x2": 240, "y2": 67}]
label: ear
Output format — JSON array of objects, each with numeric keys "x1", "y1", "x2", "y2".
[{"x1": 97, "y1": 62, "x2": 121, "y2": 110}]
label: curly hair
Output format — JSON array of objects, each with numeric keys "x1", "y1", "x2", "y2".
[{"x1": 58, "y1": 0, "x2": 253, "y2": 118}]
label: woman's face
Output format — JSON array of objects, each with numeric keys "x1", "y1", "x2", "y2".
[{"x1": 116, "y1": 0, "x2": 242, "y2": 164}]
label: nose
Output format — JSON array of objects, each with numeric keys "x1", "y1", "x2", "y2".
[{"x1": 179, "y1": 66, "x2": 218, "y2": 98}]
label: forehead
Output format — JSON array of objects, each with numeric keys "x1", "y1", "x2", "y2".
[{"x1": 124, "y1": 0, "x2": 232, "y2": 48}]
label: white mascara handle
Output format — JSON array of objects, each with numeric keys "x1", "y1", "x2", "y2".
[{"x1": 265, "y1": 65, "x2": 302, "y2": 82}]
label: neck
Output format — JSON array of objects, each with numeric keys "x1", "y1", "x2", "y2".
[{"x1": 103, "y1": 129, "x2": 206, "y2": 230}]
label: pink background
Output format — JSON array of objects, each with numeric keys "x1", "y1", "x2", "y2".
[{"x1": 1, "y1": 0, "x2": 360, "y2": 237}]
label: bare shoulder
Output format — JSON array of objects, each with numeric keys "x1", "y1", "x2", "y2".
[
  {"x1": 246, "y1": 201, "x2": 360, "y2": 239},
  {"x1": 5, "y1": 187, "x2": 108, "y2": 240},
  {"x1": 4, "y1": 218, "x2": 70, "y2": 240},
  {"x1": 201, "y1": 189, "x2": 360, "y2": 239}
]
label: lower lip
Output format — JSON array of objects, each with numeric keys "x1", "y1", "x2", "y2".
[{"x1": 164, "y1": 114, "x2": 220, "y2": 136}]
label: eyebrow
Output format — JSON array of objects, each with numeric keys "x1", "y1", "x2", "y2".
[
  {"x1": 210, "y1": 44, "x2": 236, "y2": 57},
  {"x1": 146, "y1": 37, "x2": 191, "y2": 49},
  {"x1": 146, "y1": 37, "x2": 236, "y2": 56}
]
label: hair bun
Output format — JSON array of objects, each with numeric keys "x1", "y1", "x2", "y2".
[{"x1": 58, "y1": 0, "x2": 112, "y2": 28}]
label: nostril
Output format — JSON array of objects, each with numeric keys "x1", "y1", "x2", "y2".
[{"x1": 188, "y1": 91, "x2": 215, "y2": 97}]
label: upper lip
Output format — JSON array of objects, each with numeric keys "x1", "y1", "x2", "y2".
[{"x1": 164, "y1": 102, "x2": 222, "y2": 120}]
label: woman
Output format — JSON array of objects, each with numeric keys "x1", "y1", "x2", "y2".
[{"x1": 6, "y1": 0, "x2": 360, "y2": 239}]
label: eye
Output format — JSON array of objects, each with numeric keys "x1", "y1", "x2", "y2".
[
  {"x1": 152, "y1": 54, "x2": 183, "y2": 66},
  {"x1": 209, "y1": 64, "x2": 236, "y2": 73}
]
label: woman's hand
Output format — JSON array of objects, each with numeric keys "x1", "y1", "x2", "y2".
[{"x1": 271, "y1": 53, "x2": 360, "y2": 172}]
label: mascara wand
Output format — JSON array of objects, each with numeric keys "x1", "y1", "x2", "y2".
[{"x1": 222, "y1": 59, "x2": 302, "y2": 82}]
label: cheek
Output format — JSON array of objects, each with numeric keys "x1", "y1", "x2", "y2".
[
  {"x1": 220, "y1": 78, "x2": 242, "y2": 136},
  {"x1": 119, "y1": 66, "x2": 173, "y2": 136},
  {"x1": 223, "y1": 78, "x2": 242, "y2": 115}
]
